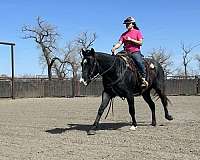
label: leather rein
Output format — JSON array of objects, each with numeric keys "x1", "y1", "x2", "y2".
[
  {"x1": 88, "y1": 55, "x2": 128, "y2": 86},
  {"x1": 88, "y1": 55, "x2": 118, "y2": 82}
]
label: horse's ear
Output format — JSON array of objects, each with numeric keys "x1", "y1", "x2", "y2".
[
  {"x1": 81, "y1": 48, "x2": 86, "y2": 57},
  {"x1": 90, "y1": 48, "x2": 95, "y2": 56}
]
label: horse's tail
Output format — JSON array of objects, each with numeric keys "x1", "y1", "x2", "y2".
[
  {"x1": 153, "y1": 61, "x2": 172, "y2": 105},
  {"x1": 155, "y1": 61, "x2": 165, "y2": 91}
]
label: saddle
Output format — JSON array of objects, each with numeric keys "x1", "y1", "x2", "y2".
[
  {"x1": 116, "y1": 51, "x2": 137, "y2": 72},
  {"x1": 116, "y1": 51, "x2": 156, "y2": 87}
]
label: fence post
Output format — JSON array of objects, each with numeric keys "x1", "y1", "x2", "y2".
[
  {"x1": 195, "y1": 75, "x2": 199, "y2": 95},
  {"x1": 11, "y1": 45, "x2": 15, "y2": 99},
  {"x1": 0, "y1": 42, "x2": 15, "y2": 99}
]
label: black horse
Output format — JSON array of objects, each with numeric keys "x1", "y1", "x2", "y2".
[{"x1": 81, "y1": 48, "x2": 173, "y2": 135}]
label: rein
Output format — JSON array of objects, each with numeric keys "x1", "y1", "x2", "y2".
[
  {"x1": 89, "y1": 55, "x2": 128, "y2": 88},
  {"x1": 89, "y1": 56, "x2": 98, "y2": 80},
  {"x1": 105, "y1": 98, "x2": 114, "y2": 119},
  {"x1": 89, "y1": 55, "x2": 118, "y2": 82}
]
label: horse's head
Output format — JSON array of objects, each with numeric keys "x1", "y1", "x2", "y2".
[{"x1": 80, "y1": 48, "x2": 99, "y2": 86}]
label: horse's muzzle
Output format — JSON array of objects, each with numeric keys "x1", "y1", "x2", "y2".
[{"x1": 80, "y1": 77, "x2": 90, "y2": 86}]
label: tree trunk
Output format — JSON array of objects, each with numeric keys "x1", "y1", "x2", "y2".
[
  {"x1": 48, "y1": 65, "x2": 52, "y2": 80},
  {"x1": 184, "y1": 64, "x2": 187, "y2": 78},
  {"x1": 71, "y1": 65, "x2": 80, "y2": 97},
  {"x1": 72, "y1": 73, "x2": 79, "y2": 97}
]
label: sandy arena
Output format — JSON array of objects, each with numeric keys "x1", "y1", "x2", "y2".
[{"x1": 0, "y1": 96, "x2": 199, "y2": 160}]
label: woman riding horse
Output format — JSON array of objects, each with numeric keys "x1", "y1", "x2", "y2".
[{"x1": 81, "y1": 48, "x2": 173, "y2": 135}]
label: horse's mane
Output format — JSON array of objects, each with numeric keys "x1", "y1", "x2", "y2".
[
  {"x1": 95, "y1": 52, "x2": 113, "y2": 59},
  {"x1": 94, "y1": 52, "x2": 128, "y2": 81},
  {"x1": 94, "y1": 52, "x2": 118, "y2": 66}
]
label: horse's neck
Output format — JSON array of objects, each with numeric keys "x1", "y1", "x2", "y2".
[
  {"x1": 96, "y1": 53, "x2": 127, "y2": 84},
  {"x1": 96, "y1": 53, "x2": 116, "y2": 73}
]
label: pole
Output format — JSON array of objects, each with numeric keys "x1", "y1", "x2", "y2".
[
  {"x1": 11, "y1": 45, "x2": 15, "y2": 99},
  {"x1": 0, "y1": 42, "x2": 15, "y2": 99},
  {"x1": 0, "y1": 42, "x2": 15, "y2": 46}
]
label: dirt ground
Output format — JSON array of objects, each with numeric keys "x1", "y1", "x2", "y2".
[{"x1": 0, "y1": 96, "x2": 199, "y2": 160}]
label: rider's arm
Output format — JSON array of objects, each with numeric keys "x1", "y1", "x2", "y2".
[
  {"x1": 126, "y1": 30, "x2": 143, "y2": 46},
  {"x1": 111, "y1": 41, "x2": 122, "y2": 54}
]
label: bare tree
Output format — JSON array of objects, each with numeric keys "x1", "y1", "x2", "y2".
[
  {"x1": 52, "y1": 32, "x2": 97, "y2": 96},
  {"x1": 52, "y1": 32, "x2": 97, "y2": 78},
  {"x1": 75, "y1": 32, "x2": 97, "y2": 52},
  {"x1": 63, "y1": 42, "x2": 80, "y2": 96},
  {"x1": 180, "y1": 42, "x2": 200, "y2": 77},
  {"x1": 67, "y1": 32, "x2": 97, "y2": 96},
  {"x1": 22, "y1": 16, "x2": 59, "y2": 80},
  {"x1": 149, "y1": 47, "x2": 173, "y2": 76}
]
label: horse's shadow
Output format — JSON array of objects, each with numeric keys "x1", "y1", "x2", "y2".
[
  {"x1": 45, "y1": 122, "x2": 130, "y2": 134},
  {"x1": 45, "y1": 121, "x2": 154, "y2": 134}
]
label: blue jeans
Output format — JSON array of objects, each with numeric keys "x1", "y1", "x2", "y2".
[{"x1": 128, "y1": 51, "x2": 146, "y2": 78}]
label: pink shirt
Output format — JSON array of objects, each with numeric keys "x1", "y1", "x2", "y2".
[{"x1": 119, "y1": 28, "x2": 143, "y2": 53}]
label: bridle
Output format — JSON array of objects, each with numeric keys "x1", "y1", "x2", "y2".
[{"x1": 88, "y1": 56, "x2": 99, "y2": 81}]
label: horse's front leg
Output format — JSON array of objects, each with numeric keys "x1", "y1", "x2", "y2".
[
  {"x1": 127, "y1": 96, "x2": 137, "y2": 130},
  {"x1": 87, "y1": 91, "x2": 111, "y2": 135}
]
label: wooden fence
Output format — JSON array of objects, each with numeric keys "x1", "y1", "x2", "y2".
[
  {"x1": 0, "y1": 78, "x2": 73, "y2": 98},
  {"x1": 165, "y1": 78, "x2": 199, "y2": 95},
  {"x1": 0, "y1": 76, "x2": 199, "y2": 98}
]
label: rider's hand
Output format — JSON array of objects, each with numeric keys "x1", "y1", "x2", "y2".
[
  {"x1": 111, "y1": 47, "x2": 116, "y2": 55},
  {"x1": 126, "y1": 36, "x2": 132, "y2": 41}
]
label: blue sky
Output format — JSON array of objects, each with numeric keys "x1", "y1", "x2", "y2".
[{"x1": 0, "y1": 0, "x2": 200, "y2": 76}]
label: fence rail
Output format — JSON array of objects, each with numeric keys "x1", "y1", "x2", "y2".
[{"x1": 0, "y1": 76, "x2": 199, "y2": 98}]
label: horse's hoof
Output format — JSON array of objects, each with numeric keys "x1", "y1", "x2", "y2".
[
  {"x1": 87, "y1": 130, "x2": 96, "y2": 135},
  {"x1": 130, "y1": 126, "x2": 137, "y2": 130},
  {"x1": 151, "y1": 121, "x2": 157, "y2": 126},
  {"x1": 166, "y1": 115, "x2": 173, "y2": 121}
]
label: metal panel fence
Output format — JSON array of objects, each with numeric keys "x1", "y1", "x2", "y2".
[{"x1": 0, "y1": 76, "x2": 199, "y2": 98}]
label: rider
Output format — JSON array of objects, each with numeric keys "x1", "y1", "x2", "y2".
[{"x1": 111, "y1": 16, "x2": 148, "y2": 87}]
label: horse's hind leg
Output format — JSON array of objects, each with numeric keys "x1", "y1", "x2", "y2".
[
  {"x1": 155, "y1": 88, "x2": 173, "y2": 121},
  {"x1": 87, "y1": 91, "x2": 111, "y2": 135},
  {"x1": 142, "y1": 90, "x2": 156, "y2": 126}
]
